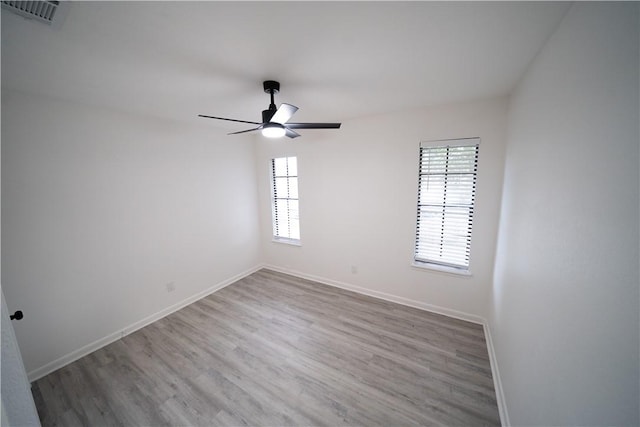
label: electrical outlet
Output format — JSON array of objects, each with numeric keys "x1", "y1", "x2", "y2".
[
  {"x1": 351, "y1": 265, "x2": 358, "y2": 274},
  {"x1": 165, "y1": 282, "x2": 176, "y2": 293}
]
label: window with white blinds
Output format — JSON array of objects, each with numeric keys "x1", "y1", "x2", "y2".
[
  {"x1": 414, "y1": 139, "x2": 479, "y2": 271},
  {"x1": 271, "y1": 156, "x2": 300, "y2": 243}
]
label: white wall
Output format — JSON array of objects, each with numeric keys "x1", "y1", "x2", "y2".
[
  {"x1": 490, "y1": 3, "x2": 639, "y2": 426},
  {"x1": 1, "y1": 89, "x2": 261, "y2": 377},
  {"x1": 256, "y1": 97, "x2": 508, "y2": 319}
]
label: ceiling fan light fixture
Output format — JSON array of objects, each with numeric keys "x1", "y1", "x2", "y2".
[{"x1": 262, "y1": 123, "x2": 286, "y2": 138}]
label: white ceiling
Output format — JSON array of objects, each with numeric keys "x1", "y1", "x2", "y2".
[{"x1": 1, "y1": 1, "x2": 570, "y2": 128}]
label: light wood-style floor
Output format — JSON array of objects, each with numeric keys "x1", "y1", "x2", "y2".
[{"x1": 32, "y1": 269, "x2": 501, "y2": 426}]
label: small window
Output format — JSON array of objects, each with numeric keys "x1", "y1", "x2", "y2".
[
  {"x1": 414, "y1": 138, "x2": 479, "y2": 273},
  {"x1": 271, "y1": 156, "x2": 300, "y2": 244}
]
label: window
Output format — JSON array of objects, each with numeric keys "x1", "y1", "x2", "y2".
[
  {"x1": 414, "y1": 138, "x2": 479, "y2": 273},
  {"x1": 271, "y1": 156, "x2": 300, "y2": 244}
]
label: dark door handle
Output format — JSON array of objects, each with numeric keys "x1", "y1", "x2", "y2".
[{"x1": 10, "y1": 310, "x2": 23, "y2": 320}]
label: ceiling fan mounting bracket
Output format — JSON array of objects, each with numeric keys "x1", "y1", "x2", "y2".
[{"x1": 263, "y1": 80, "x2": 280, "y2": 94}]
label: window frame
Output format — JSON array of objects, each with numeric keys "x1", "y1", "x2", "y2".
[
  {"x1": 412, "y1": 137, "x2": 480, "y2": 276},
  {"x1": 270, "y1": 156, "x2": 301, "y2": 246}
]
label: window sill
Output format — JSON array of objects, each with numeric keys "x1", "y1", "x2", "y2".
[
  {"x1": 272, "y1": 237, "x2": 301, "y2": 247},
  {"x1": 411, "y1": 261, "x2": 472, "y2": 277}
]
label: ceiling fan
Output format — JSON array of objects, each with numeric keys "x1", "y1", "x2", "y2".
[{"x1": 199, "y1": 80, "x2": 341, "y2": 139}]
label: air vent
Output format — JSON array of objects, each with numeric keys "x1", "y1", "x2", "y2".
[{"x1": 1, "y1": 1, "x2": 63, "y2": 25}]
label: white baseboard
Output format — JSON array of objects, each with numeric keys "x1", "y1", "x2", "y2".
[
  {"x1": 483, "y1": 322, "x2": 510, "y2": 427},
  {"x1": 261, "y1": 264, "x2": 485, "y2": 325},
  {"x1": 261, "y1": 263, "x2": 510, "y2": 427},
  {"x1": 27, "y1": 265, "x2": 263, "y2": 382}
]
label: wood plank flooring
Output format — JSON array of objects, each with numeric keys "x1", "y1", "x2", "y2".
[{"x1": 32, "y1": 269, "x2": 501, "y2": 426}]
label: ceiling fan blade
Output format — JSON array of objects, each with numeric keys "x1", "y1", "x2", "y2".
[
  {"x1": 285, "y1": 122, "x2": 342, "y2": 129},
  {"x1": 269, "y1": 103, "x2": 298, "y2": 124},
  {"x1": 198, "y1": 115, "x2": 261, "y2": 125},
  {"x1": 285, "y1": 128, "x2": 301, "y2": 139},
  {"x1": 227, "y1": 126, "x2": 262, "y2": 135}
]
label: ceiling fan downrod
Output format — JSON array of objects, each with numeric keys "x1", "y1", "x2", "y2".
[{"x1": 262, "y1": 80, "x2": 280, "y2": 123}]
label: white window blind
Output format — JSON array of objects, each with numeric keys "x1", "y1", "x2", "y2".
[
  {"x1": 271, "y1": 156, "x2": 300, "y2": 242},
  {"x1": 414, "y1": 139, "x2": 479, "y2": 271}
]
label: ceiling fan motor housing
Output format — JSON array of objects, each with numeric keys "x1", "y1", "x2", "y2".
[{"x1": 262, "y1": 108, "x2": 276, "y2": 123}]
